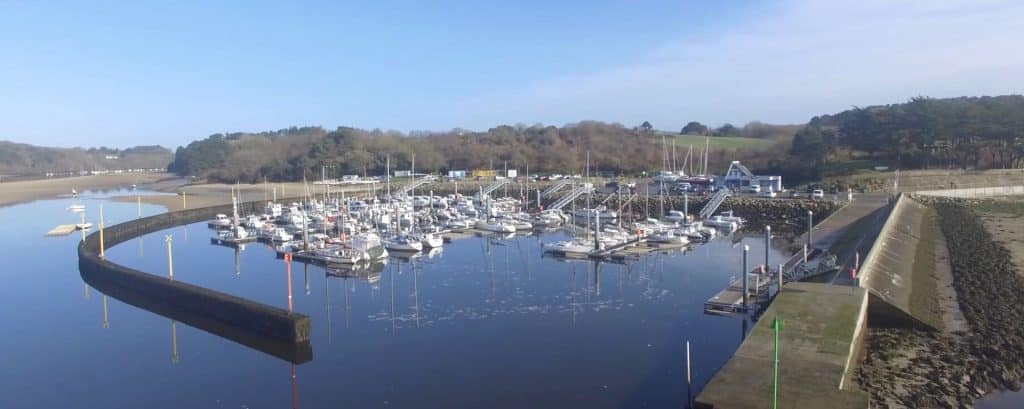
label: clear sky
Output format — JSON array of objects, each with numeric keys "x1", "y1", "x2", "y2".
[{"x1": 2, "y1": 0, "x2": 1023, "y2": 149}]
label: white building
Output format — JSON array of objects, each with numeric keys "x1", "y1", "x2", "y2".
[{"x1": 722, "y1": 161, "x2": 782, "y2": 192}]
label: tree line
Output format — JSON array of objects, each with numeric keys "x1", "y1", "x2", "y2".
[
  {"x1": 168, "y1": 121, "x2": 791, "y2": 183},
  {"x1": 790, "y1": 95, "x2": 1024, "y2": 173},
  {"x1": 167, "y1": 94, "x2": 1024, "y2": 185}
]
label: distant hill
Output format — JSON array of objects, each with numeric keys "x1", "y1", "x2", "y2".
[{"x1": 0, "y1": 141, "x2": 173, "y2": 175}]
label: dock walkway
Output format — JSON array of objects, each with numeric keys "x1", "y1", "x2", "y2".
[{"x1": 696, "y1": 283, "x2": 869, "y2": 409}]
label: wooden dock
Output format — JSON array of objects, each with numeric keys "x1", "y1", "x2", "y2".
[
  {"x1": 704, "y1": 273, "x2": 775, "y2": 315},
  {"x1": 46, "y1": 224, "x2": 79, "y2": 236},
  {"x1": 210, "y1": 236, "x2": 257, "y2": 248}
]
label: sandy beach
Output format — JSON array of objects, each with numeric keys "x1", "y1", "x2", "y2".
[
  {"x1": 0, "y1": 173, "x2": 172, "y2": 208},
  {"x1": 111, "y1": 180, "x2": 385, "y2": 211}
]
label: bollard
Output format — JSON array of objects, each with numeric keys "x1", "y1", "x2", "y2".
[
  {"x1": 742, "y1": 245, "x2": 749, "y2": 307},
  {"x1": 803, "y1": 244, "x2": 808, "y2": 263},
  {"x1": 99, "y1": 204, "x2": 105, "y2": 259},
  {"x1": 807, "y1": 210, "x2": 814, "y2": 248},
  {"x1": 686, "y1": 340, "x2": 693, "y2": 408}
]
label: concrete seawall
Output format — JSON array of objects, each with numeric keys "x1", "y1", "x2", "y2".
[
  {"x1": 913, "y1": 185, "x2": 1024, "y2": 198},
  {"x1": 78, "y1": 198, "x2": 311, "y2": 345}
]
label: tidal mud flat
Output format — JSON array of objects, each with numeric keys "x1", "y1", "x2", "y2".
[{"x1": 857, "y1": 199, "x2": 1024, "y2": 408}]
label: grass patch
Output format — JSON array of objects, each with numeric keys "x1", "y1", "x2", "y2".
[
  {"x1": 908, "y1": 207, "x2": 943, "y2": 331},
  {"x1": 973, "y1": 200, "x2": 1024, "y2": 218},
  {"x1": 667, "y1": 133, "x2": 782, "y2": 151}
]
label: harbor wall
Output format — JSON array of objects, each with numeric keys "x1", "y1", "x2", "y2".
[
  {"x1": 579, "y1": 195, "x2": 840, "y2": 234},
  {"x1": 856, "y1": 194, "x2": 939, "y2": 330},
  {"x1": 78, "y1": 197, "x2": 311, "y2": 343},
  {"x1": 912, "y1": 185, "x2": 1024, "y2": 198}
]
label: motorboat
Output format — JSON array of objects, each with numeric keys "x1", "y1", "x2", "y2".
[
  {"x1": 704, "y1": 216, "x2": 738, "y2": 230},
  {"x1": 310, "y1": 246, "x2": 367, "y2": 264},
  {"x1": 67, "y1": 204, "x2": 86, "y2": 213},
  {"x1": 648, "y1": 230, "x2": 689, "y2": 245},
  {"x1": 351, "y1": 232, "x2": 388, "y2": 259},
  {"x1": 445, "y1": 218, "x2": 474, "y2": 231},
  {"x1": 208, "y1": 214, "x2": 232, "y2": 229},
  {"x1": 665, "y1": 210, "x2": 688, "y2": 223},
  {"x1": 259, "y1": 227, "x2": 294, "y2": 242},
  {"x1": 498, "y1": 216, "x2": 532, "y2": 231},
  {"x1": 542, "y1": 239, "x2": 594, "y2": 255},
  {"x1": 385, "y1": 234, "x2": 424, "y2": 252},
  {"x1": 418, "y1": 232, "x2": 444, "y2": 248},
  {"x1": 475, "y1": 218, "x2": 515, "y2": 233}
]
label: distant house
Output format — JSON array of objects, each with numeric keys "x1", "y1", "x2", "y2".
[
  {"x1": 447, "y1": 170, "x2": 467, "y2": 179},
  {"x1": 471, "y1": 169, "x2": 496, "y2": 179},
  {"x1": 721, "y1": 161, "x2": 782, "y2": 192}
]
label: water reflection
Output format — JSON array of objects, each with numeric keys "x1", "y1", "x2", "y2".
[
  {"x1": 79, "y1": 271, "x2": 313, "y2": 364},
  {"x1": 62, "y1": 200, "x2": 790, "y2": 408}
]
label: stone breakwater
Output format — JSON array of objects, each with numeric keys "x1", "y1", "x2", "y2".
[
  {"x1": 857, "y1": 199, "x2": 1024, "y2": 408},
  {"x1": 573, "y1": 195, "x2": 839, "y2": 235}
]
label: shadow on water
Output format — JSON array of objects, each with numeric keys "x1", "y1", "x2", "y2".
[{"x1": 79, "y1": 267, "x2": 313, "y2": 365}]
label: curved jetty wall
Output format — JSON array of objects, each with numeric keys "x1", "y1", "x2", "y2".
[{"x1": 78, "y1": 198, "x2": 311, "y2": 343}]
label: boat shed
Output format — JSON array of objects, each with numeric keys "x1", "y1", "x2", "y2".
[{"x1": 721, "y1": 161, "x2": 782, "y2": 192}]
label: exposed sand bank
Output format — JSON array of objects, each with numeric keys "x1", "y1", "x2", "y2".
[{"x1": 0, "y1": 173, "x2": 171, "y2": 208}]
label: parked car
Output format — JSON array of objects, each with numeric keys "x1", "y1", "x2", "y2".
[
  {"x1": 747, "y1": 185, "x2": 762, "y2": 193},
  {"x1": 811, "y1": 189, "x2": 825, "y2": 199},
  {"x1": 759, "y1": 190, "x2": 777, "y2": 198}
]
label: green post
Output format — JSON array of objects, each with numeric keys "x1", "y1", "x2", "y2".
[{"x1": 772, "y1": 316, "x2": 783, "y2": 409}]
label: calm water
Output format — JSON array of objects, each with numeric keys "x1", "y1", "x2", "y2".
[{"x1": 0, "y1": 191, "x2": 786, "y2": 408}]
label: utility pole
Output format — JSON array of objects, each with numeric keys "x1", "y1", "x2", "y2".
[{"x1": 165, "y1": 235, "x2": 174, "y2": 280}]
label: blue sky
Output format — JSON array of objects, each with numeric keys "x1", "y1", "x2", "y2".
[{"x1": 2, "y1": 0, "x2": 1022, "y2": 148}]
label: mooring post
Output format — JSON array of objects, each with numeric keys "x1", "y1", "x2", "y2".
[
  {"x1": 684, "y1": 193, "x2": 689, "y2": 219},
  {"x1": 285, "y1": 253, "x2": 294, "y2": 314},
  {"x1": 806, "y1": 210, "x2": 814, "y2": 249},
  {"x1": 99, "y1": 204, "x2": 105, "y2": 259},
  {"x1": 181, "y1": 191, "x2": 186, "y2": 209},
  {"x1": 164, "y1": 235, "x2": 174, "y2": 280},
  {"x1": 137, "y1": 195, "x2": 142, "y2": 218},
  {"x1": 803, "y1": 243, "x2": 808, "y2": 263},
  {"x1": 742, "y1": 245, "x2": 749, "y2": 307},
  {"x1": 765, "y1": 225, "x2": 771, "y2": 272}
]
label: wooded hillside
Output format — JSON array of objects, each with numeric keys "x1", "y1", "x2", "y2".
[{"x1": 0, "y1": 141, "x2": 173, "y2": 175}]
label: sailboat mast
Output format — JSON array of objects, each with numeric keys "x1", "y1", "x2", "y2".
[{"x1": 704, "y1": 136, "x2": 710, "y2": 175}]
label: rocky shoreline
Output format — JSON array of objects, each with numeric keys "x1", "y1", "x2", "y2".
[{"x1": 857, "y1": 199, "x2": 1024, "y2": 408}]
